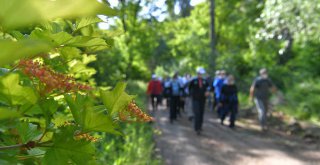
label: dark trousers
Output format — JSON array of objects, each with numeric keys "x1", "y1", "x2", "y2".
[
  {"x1": 151, "y1": 94, "x2": 161, "y2": 110},
  {"x1": 177, "y1": 98, "x2": 185, "y2": 116},
  {"x1": 170, "y1": 96, "x2": 180, "y2": 121},
  {"x1": 217, "y1": 104, "x2": 224, "y2": 118},
  {"x1": 192, "y1": 99, "x2": 206, "y2": 131},
  {"x1": 220, "y1": 103, "x2": 238, "y2": 127},
  {"x1": 213, "y1": 96, "x2": 218, "y2": 109}
]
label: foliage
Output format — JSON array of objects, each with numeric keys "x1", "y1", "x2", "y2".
[
  {"x1": 283, "y1": 79, "x2": 320, "y2": 121},
  {"x1": 0, "y1": 0, "x2": 154, "y2": 164},
  {"x1": 91, "y1": 0, "x2": 320, "y2": 122},
  {"x1": 95, "y1": 81, "x2": 160, "y2": 165},
  {"x1": 97, "y1": 123, "x2": 161, "y2": 165}
]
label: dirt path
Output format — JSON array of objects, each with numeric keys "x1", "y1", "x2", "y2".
[{"x1": 152, "y1": 105, "x2": 320, "y2": 165}]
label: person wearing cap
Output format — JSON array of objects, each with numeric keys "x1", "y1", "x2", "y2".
[
  {"x1": 249, "y1": 68, "x2": 277, "y2": 131},
  {"x1": 188, "y1": 68, "x2": 210, "y2": 135},
  {"x1": 147, "y1": 74, "x2": 163, "y2": 111}
]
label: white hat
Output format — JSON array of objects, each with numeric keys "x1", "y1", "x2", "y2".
[
  {"x1": 152, "y1": 74, "x2": 157, "y2": 79},
  {"x1": 196, "y1": 67, "x2": 206, "y2": 74}
]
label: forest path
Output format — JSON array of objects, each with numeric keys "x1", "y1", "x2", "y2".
[{"x1": 152, "y1": 104, "x2": 320, "y2": 165}]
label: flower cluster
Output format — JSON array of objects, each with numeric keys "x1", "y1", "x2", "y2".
[
  {"x1": 74, "y1": 133, "x2": 99, "y2": 142},
  {"x1": 119, "y1": 101, "x2": 154, "y2": 122},
  {"x1": 18, "y1": 59, "x2": 91, "y2": 94}
]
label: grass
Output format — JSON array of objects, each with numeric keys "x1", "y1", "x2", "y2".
[{"x1": 96, "y1": 80, "x2": 162, "y2": 165}]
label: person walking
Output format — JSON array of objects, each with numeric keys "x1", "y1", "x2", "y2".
[
  {"x1": 183, "y1": 74, "x2": 194, "y2": 121},
  {"x1": 206, "y1": 73, "x2": 214, "y2": 111},
  {"x1": 147, "y1": 74, "x2": 163, "y2": 111},
  {"x1": 213, "y1": 70, "x2": 226, "y2": 117},
  {"x1": 189, "y1": 68, "x2": 210, "y2": 135},
  {"x1": 249, "y1": 68, "x2": 277, "y2": 131},
  {"x1": 162, "y1": 76, "x2": 171, "y2": 109},
  {"x1": 178, "y1": 75, "x2": 186, "y2": 116},
  {"x1": 169, "y1": 73, "x2": 182, "y2": 123},
  {"x1": 219, "y1": 75, "x2": 239, "y2": 128},
  {"x1": 213, "y1": 70, "x2": 220, "y2": 110}
]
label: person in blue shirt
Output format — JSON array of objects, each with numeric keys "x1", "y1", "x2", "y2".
[
  {"x1": 213, "y1": 70, "x2": 220, "y2": 110},
  {"x1": 169, "y1": 73, "x2": 182, "y2": 123},
  {"x1": 213, "y1": 70, "x2": 226, "y2": 117}
]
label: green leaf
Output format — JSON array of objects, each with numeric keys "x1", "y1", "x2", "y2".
[
  {"x1": 75, "y1": 17, "x2": 102, "y2": 32},
  {"x1": 43, "y1": 126, "x2": 95, "y2": 165},
  {"x1": 21, "y1": 104, "x2": 42, "y2": 116},
  {"x1": 65, "y1": 94, "x2": 120, "y2": 134},
  {"x1": 16, "y1": 122, "x2": 42, "y2": 143},
  {"x1": 59, "y1": 47, "x2": 81, "y2": 60},
  {"x1": 30, "y1": 29, "x2": 73, "y2": 47},
  {"x1": 52, "y1": 113, "x2": 71, "y2": 128},
  {"x1": 68, "y1": 59, "x2": 97, "y2": 80},
  {"x1": 41, "y1": 21, "x2": 63, "y2": 33},
  {"x1": 100, "y1": 82, "x2": 135, "y2": 115},
  {"x1": 65, "y1": 94, "x2": 87, "y2": 125},
  {"x1": 39, "y1": 99, "x2": 59, "y2": 127},
  {"x1": 0, "y1": 74, "x2": 38, "y2": 105},
  {"x1": 65, "y1": 36, "x2": 109, "y2": 48},
  {"x1": 9, "y1": 31, "x2": 25, "y2": 40},
  {"x1": 82, "y1": 107, "x2": 120, "y2": 134},
  {"x1": 0, "y1": 107, "x2": 20, "y2": 120},
  {"x1": 0, "y1": 0, "x2": 117, "y2": 30},
  {"x1": 40, "y1": 99, "x2": 59, "y2": 116},
  {"x1": 0, "y1": 39, "x2": 52, "y2": 66}
]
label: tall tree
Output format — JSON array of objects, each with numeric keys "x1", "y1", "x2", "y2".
[{"x1": 209, "y1": 0, "x2": 216, "y2": 71}]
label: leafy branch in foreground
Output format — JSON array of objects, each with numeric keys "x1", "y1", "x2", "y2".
[{"x1": 0, "y1": 1, "x2": 152, "y2": 164}]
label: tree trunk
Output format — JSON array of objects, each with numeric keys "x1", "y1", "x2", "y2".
[
  {"x1": 209, "y1": 0, "x2": 216, "y2": 71},
  {"x1": 180, "y1": 0, "x2": 191, "y2": 17},
  {"x1": 119, "y1": 0, "x2": 127, "y2": 32}
]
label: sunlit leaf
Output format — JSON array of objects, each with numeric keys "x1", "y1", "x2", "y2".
[
  {"x1": 30, "y1": 29, "x2": 73, "y2": 46},
  {"x1": 59, "y1": 47, "x2": 81, "y2": 60},
  {"x1": 0, "y1": 107, "x2": 20, "y2": 120},
  {"x1": 52, "y1": 112, "x2": 71, "y2": 127},
  {"x1": 0, "y1": 74, "x2": 38, "y2": 105},
  {"x1": 0, "y1": 0, "x2": 117, "y2": 30},
  {"x1": 100, "y1": 82, "x2": 135, "y2": 115},
  {"x1": 75, "y1": 17, "x2": 103, "y2": 32},
  {"x1": 65, "y1": 36, "x2": 109, "y2": 48},
  {"x1": 0, "y1": 39, "x2": 52, "y2": 66}
]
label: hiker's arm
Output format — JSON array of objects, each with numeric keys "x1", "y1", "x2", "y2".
[
  {"x1": 271, "y1": 86, "x2": 277, "y2": 93},
  {"x1": 249, "y1": 85, "x2": 254, "y2": 101},
  {"x1": 269, "y1": 79, "x2": 277, "y2": 93}
]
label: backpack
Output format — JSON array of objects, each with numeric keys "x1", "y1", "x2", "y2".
[{"x1": 171, "y1": 81, "x2": 180, "y2": 96}]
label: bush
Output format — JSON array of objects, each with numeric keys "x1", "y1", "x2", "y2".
[
  {"x1": 284, "y1": 79, "x2": 320, "y2": 122},
  {"x1": 96, "y1": 80, "x2": 160, "y2": 164}
]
